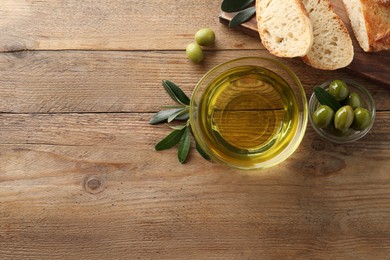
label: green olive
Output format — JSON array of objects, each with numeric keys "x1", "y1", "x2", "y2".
[
  {"x1": 344, "y1": 92, "x2": 362, "y2": 109},
  {"x1": 329, "y1": 80, "x2": 349, "y2": 101},
  {"x1": 313, "y1": 105, "x2": 334, "y2": 128},
  {"x1": 195, "y1": 28, "x2": 215, "y2": 46},
  {"x1": 186, "y1": 43, "x2": 204, "y2": 63},
  {"x1": 353, "y1": 108, "x2": 371, "y2": 130},
  {"x1": 334, "y1": 105, "x2": 354, "y2": 131}
]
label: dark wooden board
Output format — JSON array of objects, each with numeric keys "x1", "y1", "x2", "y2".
[{"x1": 219, "y1": 1, "x2": 390, "y2": 87}]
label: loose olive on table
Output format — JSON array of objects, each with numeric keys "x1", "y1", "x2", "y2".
[
  {"x1": 186, "y1": 42, "x2": 204, "y2": 63},
  {"x1": 186, "y1": 28, "x2": 215, "y2": 63},
  {"x1": 195, "y1": 28, "x2": 215, "y2": 46}
]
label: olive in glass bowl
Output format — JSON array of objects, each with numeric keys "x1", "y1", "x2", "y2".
[{"x1": 308, "y1": 79, "x2": 376, "y2": 143}]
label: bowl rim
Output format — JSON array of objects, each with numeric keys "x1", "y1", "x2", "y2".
[
  {"x1": 308, "y1": 79, "x2": 376, "y2": 143},
  {"x1": 189, "y1": 56, "x2": 308, "y2": 170}
]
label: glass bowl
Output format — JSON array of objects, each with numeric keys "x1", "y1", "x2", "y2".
[
  {"x1": 308, "y1": 79, "x2": 376, "y2": 143},
  {"x1": 190, "y1": 57, "x2": 308, "y2": 170}
]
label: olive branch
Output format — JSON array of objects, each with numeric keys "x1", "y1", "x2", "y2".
[
  {"x1": 221, "y1": 0, "x2": 256, "y2": 28},
  {"x1": 150, "y1": 80, "x2": 210, "y2": 164}
]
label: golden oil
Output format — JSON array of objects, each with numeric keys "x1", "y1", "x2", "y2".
[{"x1": 198, "y1": 65, "x2": 300, "y2": 167}]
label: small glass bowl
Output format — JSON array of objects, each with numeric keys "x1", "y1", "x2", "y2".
[
  {"x1": 308, "y1": 79, "x2": 376, "y2": 143},
  {"x1": 190, "y1": 57, "x2": 308, "y2": 170}
]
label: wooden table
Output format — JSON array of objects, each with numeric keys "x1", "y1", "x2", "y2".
[{"x1": 1, "y1": 1, "x2": 389, "y2": 259}]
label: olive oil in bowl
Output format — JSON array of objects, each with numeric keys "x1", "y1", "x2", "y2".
[{"x1": 190, "y1": 57, "x2": 307, "y2": 170}]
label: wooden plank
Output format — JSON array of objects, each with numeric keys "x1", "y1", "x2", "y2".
[
  {"x1": 219, "y1": 1, "x2": 390, "y2": 87},
  {"x1": 0, "y1": 0, "x2": 261, "y2": 52},
  {"x1": 1, "y1": 50, "x2": 389, "y2": 114},
  {"x1": 0, "y1": 112, "x2": 388, "y2": 150},
  {"x1": 1, "y1": 113, "x2": 389, "y2": 259}
]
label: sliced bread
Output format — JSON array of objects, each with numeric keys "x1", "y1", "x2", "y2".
[
  {"x1": 342, "y1": 0, "x2": 390, "y2": 52},
  {"x1": 301, "y1": 0, "x2": 354, "y2": 70},
  {"x1": 255, "y1": 0, "x2": 313, "y2": 57}
]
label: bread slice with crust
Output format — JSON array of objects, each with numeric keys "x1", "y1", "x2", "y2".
[
  {"x1": 342, "y1": 0, "x2": 390, "y2": 52},
  {"x1": 255, "y1": 0, "x2": 313, "y2": 57},
  {"x1": 301, "y1": 0, "x2": 354, "y2": 70}
]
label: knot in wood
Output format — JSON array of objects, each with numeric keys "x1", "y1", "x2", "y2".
[
  {"x1": 5, "y1": 42, "x2": 29, "y2": 59},
  {"x1": 83, "y1": 175, "x2": 105, "y2": 194},
  {"x1": 311, "y1": 138, "x2": 326, "y2": 151}
]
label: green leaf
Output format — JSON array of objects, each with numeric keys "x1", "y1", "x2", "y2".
[
  {"x1": 229, "y1": 7, "x2": 256, "y2": 28},
  {"x1": 162, "y1": 80, "x2": 190, "y2": 106},
  {"x1": 178, "y1": 126, "x2": 191, "y2": 164},
  {"x1": 155, "y1": 128, "x2": 185, "y2": 151},
  {"x1": 221, "y1": 0, "x2": 254, "y2": 12},
  {"x1": 314, "y1": 86, "x2": 341, "y2": 111},
  {"x1": 175, "y1": 112, "x2": 189, "y2": 121},
  {"x1": 168, "y1": 124, "x2": 187, "y2": 130},
  {"x1": 149, "y1": 108, "x2": 183, "y2": 125},
  {"x1": 167, "y1": 107, "x2": 189, "y2": 123},
  {"x1": 195, "y1": 140, "x2": 211, "y2": 161}
]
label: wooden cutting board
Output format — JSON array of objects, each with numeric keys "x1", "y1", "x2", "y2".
[{"x1": 219, "y1": 1, "x2": 390, "y2": 87}]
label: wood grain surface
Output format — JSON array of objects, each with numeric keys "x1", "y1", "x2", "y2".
[
  {"x1": 1, "y1": 0, "x2": 390, "y2": 259},
  {"x1": 219, "y1": 0, "x2": 390, "y2": 87}
]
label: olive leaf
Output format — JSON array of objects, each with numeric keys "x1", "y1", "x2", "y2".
[
  {"x1": 168, "y1": 124, "x2": 187, "y2": 130},
  {"x1": 175, "y1": 112, "x2": 189, "y2": 121},
  {"x1": 155, "y1": 128, "x2": 186, "y2": 151},
  {"x1": 221, "y1": 0, "x2": 255, "y2": 12},
  {"x1": 167, "y1": 107, "x2": 189, "y2": 123},
  {"x1": 162, "y1": 80, "x2": 190, "y2": 106},
  {"x1": 229, "y1": 6, "x2": 256, "y2": 28},
  {"x1": 149, "y1": 108, "x2": 183, "y2": 125},
  {"x1": 195, "y1": 140, "x2": 211, "y2": 161},
  {"x1": 178, "y1": 126, "x2": 191, "y2": 164},
  {"x1": 314, "y1": 86, "x2": 341, "y2": 111},
  {"x1": 151, "y1": 79, "x2": 212, "y2": 164}
]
